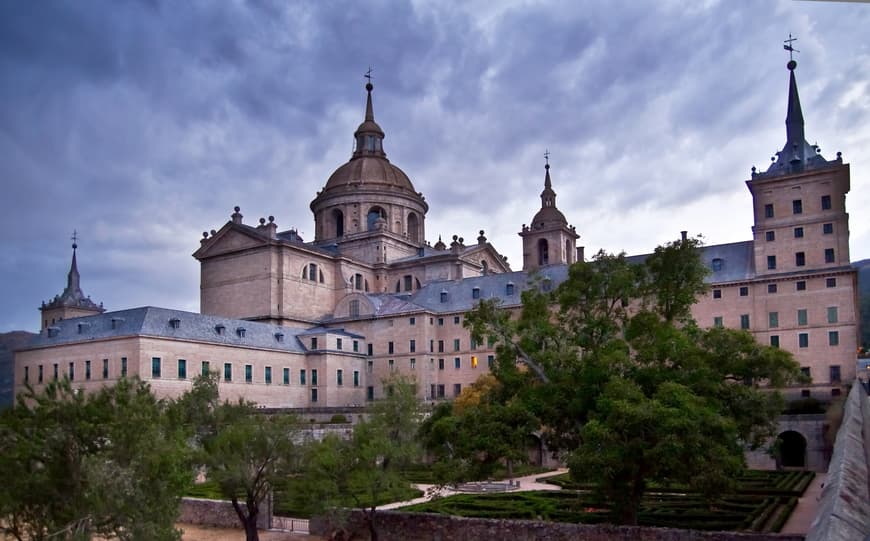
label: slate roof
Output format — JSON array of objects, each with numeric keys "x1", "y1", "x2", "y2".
[
  {"x1": 625, "y1": 240, "x2": 756, "y2": 284},
  {"x1": 20, "y1": 306, "x2": 309, "y2": 353}
]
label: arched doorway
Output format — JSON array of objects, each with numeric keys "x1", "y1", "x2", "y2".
[{"x1": 777, "y1": 431, "x2": 807, "y2": 468}]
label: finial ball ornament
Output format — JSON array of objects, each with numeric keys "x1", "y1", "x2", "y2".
[
  {"x1": 366, "y1": 82, "x2": 373, "y2": 92},
  {"x1": 787, "y1": 60, "x2": 797, "y2": 71},
  {"x1": 234, "y1": 206, "x2": 241, "y2": 212}
]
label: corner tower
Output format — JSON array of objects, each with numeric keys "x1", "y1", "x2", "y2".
[
  {"x1": 40, "y1": 237, "x2": 105, "y2": 330},
  {"x1": 519, "y1": 157, "x2": 579, "y2": 270},
  {"x1": 310, "y1": 79, "x2": 428, "y2": 263}
]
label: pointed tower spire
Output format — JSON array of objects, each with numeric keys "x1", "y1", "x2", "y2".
[
  {"x1": 540, "y1": 150, "x2": 556, "y2": 209},
  {"x1": 67, "y1": 233, "x2": 81, "y2": 294},
  {"x1": 353, "y1": 68, "x2": 386, "y2": 159},
  {"x1": 39, "y1": 231, "x2": 105, "y2": 330}
]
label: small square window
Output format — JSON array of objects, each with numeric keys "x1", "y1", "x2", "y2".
[
  {"x1": 800, "y1": 366, "x2": 810, "y2": 378},
  {"x1": 454, "y1": 316, "x2": 461, "y2": 324},
  {"x1": 770, "y1": 335, "x2": 780, "y2": 348},
  {"x1": 794, "y1": 227, "x2": 804, "y2": 238},
  {"x1": 801, "y1": 389, "x2": 811, "y2": 398},
  {"x1": 765, "y1": 231, "x2": 775, "y2": 242},
  {"x1": 767, "y1": 284, "x2": 777, "y2": 294},
  {"x1": 824, "y1": 248, "x2": 835, "y2": 263},
  {"x1": 767, "y1": 256, "x2": 776, "y2": 270},
  {"x1": 739, "y1": 286, "x2": 749, "y2": 297},
  {"x1": 795, "y1": 252, "x2": 805, "y2": 266},
  {"x1": 409, "y1": 317, "x2": 416, "y2": 326},
  {"x1": 821, "y1": 195, "x2": 831, "y2": 210},
  {"x1": 713, "y1": 316, "x2": 723, "y2": 328},
  {"x1": 823, "y1": 223, "x2": 833, "y2": 235},
  {"x1": 792, "y1": 199, "x2": 802, "y2": 214},
  {"x1": 712, "y1": 289, "x2": 722, "y2": 299},
  {"x1": 764, "y1": 203, "x2": 774, "y2": 218},
  {"x1": 826, "y1": 278, "x2": 837, "y2": 288},
  {"x1": 796, "y1": 281, "x2": 806, "y2": 291}
]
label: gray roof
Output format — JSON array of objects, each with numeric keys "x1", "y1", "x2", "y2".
[
  {"x1": 21, "y1": 306, "x2": 309, "y2": 353},
  {"x1": 625, "y1": 240, "x2": 755, "y2": 284}
]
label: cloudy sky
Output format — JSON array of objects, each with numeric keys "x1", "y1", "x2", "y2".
[{"x1": 1, "y1": 0, "x2": 869, "y2": 332}]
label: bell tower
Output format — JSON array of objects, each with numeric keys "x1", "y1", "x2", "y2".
[
  {"x1": 519, "y1": 156, "x2": 579, "y2": 271},
  {"x1": 40, "y1": 233, "x2": 105, "y2": 330}
]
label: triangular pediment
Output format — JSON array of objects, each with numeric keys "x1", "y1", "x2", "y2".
[
  {"x1": 460, "y1": 243, "x2": 512, "y2": 273},
  {"x1": 193, "y1": 223, "x2": 268, "y2": 259}
]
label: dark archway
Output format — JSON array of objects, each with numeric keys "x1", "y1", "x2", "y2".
[
  {"x1": 777, "y1": 431, "x2": 807, "y2": 468},
  {"x1": 407, "y1": 212, "x2": 420, "y2": 243},
  {"x1": 367, "y1": 206, "x2": 387, "y2": 230},
  {"x1": 332, "y1": 209, "x2": 344, "y2": 237},
  {"x1": 526, "y1": 434, "x2": 544, "y2": 466},
  {"x1": 538, "y1": 239, "x2": 549, "y2": 266}
]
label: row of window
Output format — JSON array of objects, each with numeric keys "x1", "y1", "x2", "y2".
[
  {"x1": 308, "y1": 336, "x2": 360, "y2": 352},
  {"x1": 430, "y1": 383, "x2": 463, "y2": 399},
  {"x1": 712, "y1": 277, "x2": 837, "y2": 300},
  {"x1": 441, "y1": 284, "x2": 515, "y2": 303},
  {"x1": 766, "y1": 331, "x2": 841, "y2": 348},
  {"x1": 714, "y1": 307, "x2": 840, "y2": 330},
  {"x1": 148, "y1": 358, "x2": 361, "y2": 388},
  {"x1": 763, "y1": 195, "x2": 831, "y2": 218},
  {"x1": 800, "y1": 365, "x2": 842, "y2": 383},
  {"x1": 764, "y1": 223, "x2": 835, "y2": 242},
  {"x1": 23, "y1": 357, "x2": 126, "y2": 384},
  {"x1": 766, "y1": 249, "x2": 837, "y2": 270},
  {"x1": 365, "y1": 355, "x2": 495, "y2": 373}
]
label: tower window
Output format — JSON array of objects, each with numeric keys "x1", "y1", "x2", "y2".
[
  {"x1": 765, "y1": 231, "x2": 775, "y2": 242},
  {"x1": 823, "y1": 223, "x2": 833, "y2": 234},
  {"x1": 795, "y1": 252, "x2": 805, "y2": 267},
  {"x1": 792, "y1": 199, "x2": 802, "y2": 214},
  {"x1": 767, "y1": 255, "x2": 776, "y2": 270},
  {"x1": 764, "y1": 204, "x2": 774, "y2": 218},
  {"x1": 821, "y1": 195, "x2": 831, "y2": 210},
  {"x1": 537, "y1": 239, "x2": 549, "y2": 266},
  {"x1": 824, "y1": 248, "x2": 835, "y2": 263}
]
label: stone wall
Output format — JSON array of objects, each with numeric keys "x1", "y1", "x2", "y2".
[
  {"x1": 310, "y1": 511, "x2": 805, "y2": 541},
  {"x1": 805, "y1": 381, "x2": 870, "y2": 541},
  {"x1": 178, "y1": 497, "x2": 270, "y2": 529}
]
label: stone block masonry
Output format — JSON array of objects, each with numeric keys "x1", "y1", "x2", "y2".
[
  {"x1": 310, "y1": 511, "x2": 806, "y2": 541},
  {"x1": 178, "y1": 497, "x2": 270, "y2": 530}
]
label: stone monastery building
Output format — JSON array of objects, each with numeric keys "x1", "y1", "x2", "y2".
[{"x1": 15, "y1": 59, "x2": 860, "y2": 407}]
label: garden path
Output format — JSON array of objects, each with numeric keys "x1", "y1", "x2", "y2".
[{"x1": 779, "y1": 472, "x2": 824, "y2": 534}]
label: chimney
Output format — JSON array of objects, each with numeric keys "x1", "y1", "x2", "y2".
[
  {"x1": 681, "y1": 231, "x2": 687, "y2": 242},
  {"x1": 576, "y1": 246, "x2": 585, "y2": 262}
]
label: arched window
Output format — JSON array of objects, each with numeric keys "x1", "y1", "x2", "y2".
[
  {"x1": 538, "y1": 239, "x2": 549, "y2": 266},
  {"x1": 333, "y1": 209, "x2": 344, "y2": 237},
  {"x1": 367, "y1": 206, "x2": 387, "y2": 230},
  {"x1": 408, "y1": 212, "x2": 420, "y2": 243}
]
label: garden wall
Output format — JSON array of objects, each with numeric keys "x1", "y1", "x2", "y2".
[
  {"x1": 310, "y1": 511, "x2": 806, "y2": 541},
  {"x1": 178, "y1": 497, "x2": 271, "y2": 529},
  {"x1": 805, "y1": 381, "x2": 870, "y2": 541}
]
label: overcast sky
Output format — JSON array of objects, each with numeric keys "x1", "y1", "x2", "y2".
[{"x1": 1, "y1": 0, "x2": 869, "y2": 332}]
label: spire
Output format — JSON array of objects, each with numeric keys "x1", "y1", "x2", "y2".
[
  {"x1": 540, "y1": 151, "x2": 556, "y2": 209},
  {"x1": 785, "y1": 59, "x2": 806, "y2": 163},
  {"x1": 67, "y1": 238, "x2": 81, "y2": 294},
  {"x1": 353, "y1": 68, "x2": 386, "y2": 159},
  {"x1": 40, "y1": 231, "x2": 105, "y2": 316}
]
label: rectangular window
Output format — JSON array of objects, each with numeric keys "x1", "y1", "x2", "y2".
[
  {"x1": 336, "y1": 338, "x2": 343, "y2": 350},
  {"x1": 409, "y1": 317, "x2": 416, "y2": 326},
  {"x1": 739, "y1": 286, "x2": 749, "y2": 297},
  {"x1": 24, "y1": 366, "x2": 29, "y2": 384},
  {"x1": 825, "y1": 248, "x2": 835, "y2": 263},
  {"x1": 454, "y1": 357, "x2": 461, "y2": 369},
  {"x1": 388, "y1": 359, "x2": 394, "y2": 371},
  {"x1": 367, "y1": 343, "x2": 373, "y2": 356},
  {"x1": 388, "y1": 341, "x2": 394, "y2": 354},
  {"x1": 353, "y1": 340, "x2": 359, "y2": 352},
  {"x1": 367, "y1": 361, "x2": 373, "y2": 373},
  {"x1": 265, "y1": 366, "x2": 272, "y2": 384},
  {"x1": 311, "y1": 337, "x2": 318, "y2": 350},
  {"x1": 795, "y1": 252, "x2": 805, "y2": 266},
  {"x1": 713, "y1": 289, "x2": 722, "y2": 299},
  {"x1": 827, "y1": 306, "x2": 839, "y2": 323},
  {"x1": 770, "y1": 335, "x2": 780, "y2": 348},
  {"x1": 283, "y1": 367, "x2": 290, "y2": 385},
  {"x1": 53, "y1": 363, "x2": 58, "y2": 381},
  {"x1": 821, "y1": 194, "x2": 831, "y2": 210},
  {"x1": 740, "y1": 314, "x2": 750, "y2": 329},
  {"x1": 453, "y1": 338, "x2": 460, "y2": 351},
  {"x1": 823, "y1": 223, "x2": 833, "y2": 235},
  {"x1": 85, "y1": 360, "x2": 91, "y2": 380},
  {"x1": 38, "y1": 364, "x2": 43, "y2": 383},
  {"x1": 178, "y1": 359, "x2": 187, "y2": 379},
  {"x1": 437, "y1": 384, "x2": 445, "y2": 398},
  {"x1": 794, "y1": 227, "x2": 804, "y2": 238},
  {"x1": 409, "y1": 340, "x2": 416, "y2": 353},
  {"x1": 797, "y1": 309, "x2": 808, "y2": 326},
  {"x1": 767, "y1": 283, "x2": 777, "y2": 294},
  {"x1": 438, "y1": 358, "x2": 444, "y2": 370},
  {"x1": 151, "y1": 357, "x2": 161, "y2": 378},
  {"x1": 409, "y1": 358, "x2": 416, "y2": 370},
  {"x1": 798, "y1": 333, "x2": 809, "y2": 348},
  {"x1": 201, "y1": 360, "x2": 210, "y2": 377},
  {"x1": 713, "y1": 316, "x2": 723, "y2": 328},
  {"x1": 300, "y1": 369, "x2": 306, "y2": 385},
  {"x1": 336, "y1": 369, "x2": 343, "y2": 386},
  {"x1": 438, "y1": 317, "x2": 444, "y2": 326},
  {"x1": 800, "y1": 366, "x2": 810, "y2": 379},
  {"x1": 796, "y1": 280, "x2": 806, "y2": 291},
  {"x1": 472, "y1": 287, "x2": 480, "y2": 299},
  {"x1": 102, "y1": 358, "x2": 108, "y2": 379},
  {"x1": 353, "y1": 370, "x2": 360, "y2": 387},
  {"x1": 471, "y1": 356, "x2": 478, "y2": 368},
  {"x1": 429, "y1": 340, "x2": 434, "y2": 353},
  {"x1": 792, "y1": 199, "x2": 803, "y2": 214},
  {"x1": 826, "y1": 278, "x2": 837, "y2": 288},
  {"x1": 438, "y1": 340, "x2": 444, "y2": 353},
  {"x1": 311, "y1": 388, "x2": 318, "y2": 403},
  {"x1": 311, "y1": 369, "x2": 318, "y2": 386},
  {"x1": 367, "y1": 386, "x2": 374, "y2": 401},
  {"x1": 245, "y1": 364, "x2": 252, "y2": 383},
  {"x1": 223, "y1": 363, "x2": 232, "y2": 382},
  {"x1": 830, "y1": 365, "x2": 841, "y2": 382},
  {"x1": 768, "y1": 312, "x2": 779, "y2": 328},
  {"x1": 121, "y1": 357, "x2": 128, "y2": 377},
  {"x1": 765, "y1": 231, "x2": 775, "y2": 242},
  {"x1": 767, "y1": 255, "x2": 776, "y2": 270},
  {"x1": 453, "y1": 384, "x2": 462, "y2": 397},
  {"x1": 487, "y1": 355, "x2": 495, "y2": 368},
  {"x1": 764, "y1": 203, "x2": 774, "y2": 218},
  {"x1": 829, "y1": 331, "x2": 839, "y2": 346},
  {"x1": 454, "y1": 316, "x2": 460, "y2": 324},
  {"x1": 349, "y1": 299, "x2": 360, "y2": 317}
]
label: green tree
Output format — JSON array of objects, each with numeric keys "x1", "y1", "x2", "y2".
[
  {"x1": 296, "y1": 376, "x2": 421, "y2": 541},
  {"x1": 0, "y1": 378, "x2": 190, "y2": 540},
  {"x1": 465, "y1": 235, "x2": 804, "y2": 525},
  {"x1": 202, "y1": 404, "x2": 301, "y2": 541}
]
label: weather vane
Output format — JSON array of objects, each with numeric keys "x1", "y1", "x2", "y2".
[
  {"x1": 783, "y1": 33, "x2": 799, "y2": 61},
  {"x1": 544, "y1": 149, "x2": 550, "y2": 166},
  {"x1": 365, "y1": 66, "x2": 373, "y2": 85},
  {"x1": 71, "y1": 229, "x2": 78, "y2": 248}
]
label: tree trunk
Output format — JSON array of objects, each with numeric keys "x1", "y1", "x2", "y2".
[
  {"x1": 230, "y1": 496, "x2": 259, "y2": 541},
  {"x1": 366, "y1": 507, "x2": 378, "y2": 541}
]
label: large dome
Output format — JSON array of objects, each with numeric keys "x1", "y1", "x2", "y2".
[{"x1": 324, "y1": 156, "x2": 417, "y2": 193}]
